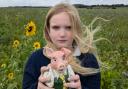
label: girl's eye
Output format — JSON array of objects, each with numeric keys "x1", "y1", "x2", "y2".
[
  {"x1": 52, "y1": 26, "x2": 60, "y2": 30},
  {"x1": 65, "y1": 26, "x2": 71, "y2": 31}
]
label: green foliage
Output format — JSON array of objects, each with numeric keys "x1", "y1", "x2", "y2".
[{"x1": 0, "y1": 7, "x2": 128, "y2": 89}]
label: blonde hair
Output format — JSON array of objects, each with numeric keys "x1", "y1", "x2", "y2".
[{"x1": 43, "y1": 3, "x2": 101, "y2": 75}]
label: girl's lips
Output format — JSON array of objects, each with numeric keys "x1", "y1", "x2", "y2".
[
  {"x1": 58, "y1": 40, "x2": 67, "y2": 42},
  {"x1": 58, "y1": 39, "x2": 67, "y2": 41}
]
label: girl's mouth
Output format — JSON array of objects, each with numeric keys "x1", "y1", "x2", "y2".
[{"x1": 58, "y1": 40, "x2": 67, "y2": 43}]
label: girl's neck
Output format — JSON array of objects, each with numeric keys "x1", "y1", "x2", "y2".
[{"x1": 58, "y1": 46, "x2": 74, "y2": 53}]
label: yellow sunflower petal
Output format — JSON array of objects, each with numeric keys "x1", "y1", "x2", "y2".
[
  {"x1": 33, "y1": 42, "x2": 41, "y2": 49},
  {"x1": 1, "y1": 63, "x2": 6, "y2": 68},
  {"x1": 12, "y1": 40, "x2": 20, "y2": 48},
  {"x1": 8, "y1": 72, "x2": 14, "y2": 80},
  {"x1": 25, "y1": 21, "x2": 36, "y2": 37}
]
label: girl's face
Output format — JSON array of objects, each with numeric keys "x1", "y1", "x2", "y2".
[{"x1": 49, "y1": 12, "x2": 73, "y2": 49}]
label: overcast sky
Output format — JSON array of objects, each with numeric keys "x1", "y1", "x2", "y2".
[{"x1": 0, "y1": 0, "x2": 128, "y2": 7}]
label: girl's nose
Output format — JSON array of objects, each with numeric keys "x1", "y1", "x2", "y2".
[{"x1": 59, "y1": 29, "x2": 66, "y2": 37}]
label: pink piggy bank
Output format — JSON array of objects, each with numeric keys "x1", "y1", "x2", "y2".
[{"x1": 42, "y1": 47, "x2": 75, "y2": 88}]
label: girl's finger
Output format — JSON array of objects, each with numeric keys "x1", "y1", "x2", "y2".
[
  {"x1": 38, "y1": 75, "x2": 50, "y2": 83},
  {"x1": 38, "y1": 81, "x2": 54, "y2": 89},
  {"x1": 68, "y1": 74, "x2": 80, "y2": 81},
  {"x1": 64, "y1": 81, "x2": 80, "y2": 88},
  {"x1": 40, "y1": 66, "x2": 49, "y2": 73}
]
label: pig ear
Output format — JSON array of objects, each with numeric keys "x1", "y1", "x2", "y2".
[
  {"x1": 61, "y1": 48, "x2": 71, "y2": 57},
  {"x1": 44, "y1": 47, "x2": 54, "y2": 58}
]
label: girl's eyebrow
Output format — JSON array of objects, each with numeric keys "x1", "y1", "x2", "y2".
[{"x1": 50, "y1": 25, "x2": 71, "y2": 28}]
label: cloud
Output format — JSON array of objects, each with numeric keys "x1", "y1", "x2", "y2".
[{"x1": 0, "y1": 0, "x2": 128, "y2": 7}]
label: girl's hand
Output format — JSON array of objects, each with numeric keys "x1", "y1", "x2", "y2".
[
  {"x1": 37, "y1": 66, "x2": 54, "y2": 89},
  {"x1": 64, "y1": 74, "x2": 82, "y2": 89}
]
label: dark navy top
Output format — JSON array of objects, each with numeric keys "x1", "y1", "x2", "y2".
[{"x1": 22, "y1": 48, "x2": 100, "y2": 89}]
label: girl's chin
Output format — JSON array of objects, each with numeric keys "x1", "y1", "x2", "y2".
[
  {"x1": 57, "y1": 46, "x2": 68, "y2": 49},
  {"x1": 55, "y1": 43, "x2": 72, "y2": 49}
]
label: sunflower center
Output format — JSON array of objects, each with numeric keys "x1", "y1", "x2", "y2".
[
  {"x1": 14, "y1": 42, "x2": 18, "y2": 44},
  {"x1": 28, "y1": 26, "x2": 33, "y2": 32},
  {"x1": 10, "y1": 74, "x2": 13, "y2": 77},
  {"x1": 35, "y1": 44, "x2": 38, "y2": 47}
]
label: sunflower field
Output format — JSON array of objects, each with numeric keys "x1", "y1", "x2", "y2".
[{"x1": 0, "y1": 7, "x2": 128, "y2": 89}]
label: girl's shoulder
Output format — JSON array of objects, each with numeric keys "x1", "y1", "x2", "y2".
[
  {"x1": 29, "y1": 48, "x2": 48, "y2": 59},
  {"x1": 77, "y1": 52, "x2": 99, "y2": 68},
  {"x1": 77, "y1": 52, "x2": 96, "y2": 61},
  {"x1": 26, "y1": 48, "x2": 50, "y2": 66},
  {"x1": 31, "y1": 48, "x2": 43, "y2": 57}
]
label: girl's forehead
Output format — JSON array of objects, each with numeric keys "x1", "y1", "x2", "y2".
[
  {"x1": 50, "y1": 12, "x2": 71, "y2": 27},
  {"x1": 50, "y1": 12, "x2": 70, "y2": 21}
]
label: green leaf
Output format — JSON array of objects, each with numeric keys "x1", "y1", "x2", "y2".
[{"x1": 7, "y1": 83, "x2": 17, "y2": 89}]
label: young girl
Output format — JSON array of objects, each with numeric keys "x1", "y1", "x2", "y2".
[{"x1": 23, "y1": 3, "x2": 100, "y2": 89}]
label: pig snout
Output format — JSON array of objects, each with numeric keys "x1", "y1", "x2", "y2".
[
  {"x1": 58, "y1": 64, "x2": 65, "y2": 72},
  {"x1": 59, "y1": 64, "x2": 65, "y2": 69}
]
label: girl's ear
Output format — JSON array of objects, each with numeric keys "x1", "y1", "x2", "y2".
[
  {"x1": 44, "y1": 47, "x2": 54, "y2": 58},
  {"x1": 61, "y1": 48, "x2": 71, "y2": 58}
]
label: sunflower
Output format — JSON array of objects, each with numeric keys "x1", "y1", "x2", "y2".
[
  {"x1": 33, "y1": 41, "x2": 41, "y2": 49},
  {"x1": 1, "y1": 63, "x2": 6, "y2": 68},
  {"x1": 12, "y1": 40, "x2": 20, "y2": 48},
  {"x1": 25, "y1": 21, "x2": 36, "y2": 36},
  {"x1": 7, "y1": 72, "x2": 14, "y2": 80}
]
